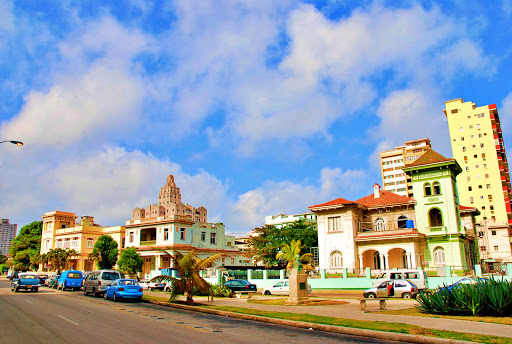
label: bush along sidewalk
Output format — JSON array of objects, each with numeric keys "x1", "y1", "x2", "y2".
[{"x1": 416, "y1": 279, "x2": 512, "y2": 316}]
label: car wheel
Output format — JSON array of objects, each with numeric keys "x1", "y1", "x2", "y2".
[
  {"x1": 33, "y1": 288, "x2": 38, "y2": 293},
  {"x1": 104, "y1": 292, "x2": 108, "y2": 300},
  {"x1": 113, "y1": 293, "x2": 118, "y2": 302},
  {"x1": 402, "y1": 293, "x2": 412, "y2": 299},
  {"x1": 148, "y1": 287, "x2": 152, "y2": 291},
  {"x1": 367, "y1": 293, "x2": 377, "y2": 299},
  {"x1": 264, "y1": 290, "x2": 271, "y2": 295}
]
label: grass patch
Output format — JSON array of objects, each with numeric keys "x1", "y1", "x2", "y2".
[
  {"x1": 196, "y1": 304, "x2": 510, "y2": 344},
  {"x1": 376, "y1": 307, "x2": 512, "y2": 325}
]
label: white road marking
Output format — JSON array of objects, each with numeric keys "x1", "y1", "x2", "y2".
[
  {"x1": 56, "y1": 315, "x2": 79, "y2": 326},
  {"x1": 25, "y1": 300, "x2": 32, "y2": 304}
]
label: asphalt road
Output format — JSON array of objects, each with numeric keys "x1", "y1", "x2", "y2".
[{"x1": 0, "y1": 279, "x2": 400, "y2": 344}]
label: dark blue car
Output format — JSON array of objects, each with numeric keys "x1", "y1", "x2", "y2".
[
  {"x1": 438, "y1": 277, "x2": 489, "y2": 291},
  {"x1": 104, "y1": 279, "x2": 143, "y2": 302}
]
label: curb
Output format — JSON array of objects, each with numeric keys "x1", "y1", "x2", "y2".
[{"x1": 144, "y1": 299, "x2": 476, "y2": 344}]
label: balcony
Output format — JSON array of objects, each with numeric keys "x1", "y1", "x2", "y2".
[{"x1": 140, "y1": 240, "x2": 156, "y2": 246}]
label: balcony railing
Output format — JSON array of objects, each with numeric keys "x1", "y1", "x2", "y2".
[
  {"x1": 140, "y1": 240, "x2": 156, "y2": 246},
  {"x1": 427, "y1": 226, "x2": 446, "y2": 233}
]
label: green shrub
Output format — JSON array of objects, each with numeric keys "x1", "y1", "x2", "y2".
[
  {"x1": 416, "y1": 279, "x2": 512, "y2": 317},
  {"x1": 192, "y1": 284, "x2": 234, "y2": 298}
]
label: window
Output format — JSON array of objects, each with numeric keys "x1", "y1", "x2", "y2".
[
  {"x1": 64, "y1": 239, "x2": 70, "y2": 249},
  {"x1": 475, "y1": 164, "x2": 479, "y2": 169},
  {"x1": 484, "y1": 164, "x2": 487, "y2": 169},
  {"x1": 129, "y1": 231, "x2": 134, "y2": 243},
  {"x1": 56, "y1": 240, "x2": 62, "y2": 249},
  {"x1": 433, "y1": 247, "x2": 445, "y2": 265},
  {"x1": 471, "y1": 135, "x2": 474, "y2": 139},
  {"x1": 164, "y1": 228, "x2": 169, "y2": 241},
  {"x1": 472, "y1": 145, "x2": 476, "y2": 148},
  {"x1": 433, "y1": 182, "x2": 441, "y2": 195},
  {"x1": 429, "y1": 208, "x2": 443, "y2": 227},
  {"x1": 479, "y1": 134, "x2": 482, "y2": 138},
  {"x1": 328, "y1": 216, "x2": 341, "y2": 232},
  {"x1": 491, "y1": 231, "x2": 497, "y2": 235},
  {"x1": 494, "y1": 246, "x2": 499, "y2": 251},
  {"x1": 201, "y1": 231, "x2": 206, "y2": 241},
  {"x1": 375, "y1": 218, "x2": 385, "y2": 231},
  {"x1": 478, "y1": 185, "x2": 482, "y2": 189},
  {"x1": 485, "y1": 174, "x2": 489, "y2": 178},
  {"x1": 397, "y1": 216, "x2": 408, "y2": 229},
  {"x1": 464, "y1": 156, "x2": 468, "y2": 163},
  {"x1": 482, "y1": 153, "x2": 486, "y2": 161},
  {"x1": 330, "y1": 251, "x2": 343, "y2": 268},
  {"x1": 488, "y1": 195, "x2": 493, "y2": 201},
  {"x1": 424, "y1": 183, "x2": 432, "y2": 196},
  {"x1": 490, "y1": 205, "x2": 494, "y2": 210},
  {"x1": 86, "y1": 238, "x2": 94, "y2": 248},
  {"x1": 462, "y1": 146, "x2": 466, "y2": 152},
  {"x1": 474, "y1": 154, "x2": 477, "y2": 158},
  {"x1": 180, "y1": 228, "x2": 186, "y2": 240},
  {"x1": 231, "y1": 257, "x2": 235, "y2": 264},
  {"x1": 467, "y1": 176, "x2": 470, "y2": 181},
  {"x1": 468, "y1": 186, "x2": 472, "y2": 191},
  {"x1": 71, "y1": 237, "x2": 78, "y2": 248},
  {"x1": 210, "y1": 233, "x2": 216, "y2": 244},
  {"x1": 466, "y1": 166, "x2": 469, "y2": 171},
  {"x1": 481, "y1": 246, "x2": 487, "y2": 252},
  {"x1": 469, "y1": 125, "x2": 473, "y2": 129},
  {"x1": 459, "y1": 127, "x2": 463, "y2": 132},
  {"x1": 478, "y1": 231, "x2": 484, "y2": 237},
  {"x1": 480, "y1": 143, "x2": 484, "y2": 148}
]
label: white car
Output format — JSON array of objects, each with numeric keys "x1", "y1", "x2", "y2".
[
  {"x1": 138, "y1": 275, "x2": 174, "y2": 291},
  {"x1": 262, "y1": 280, "x2": 312, "y2": 295}
]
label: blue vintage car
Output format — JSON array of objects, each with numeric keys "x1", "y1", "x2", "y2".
[
  {"x1": 104, "y1": 279, "x2": 143, "y2": 302},
  {"x1": 57, "y1": 270, "x2": 83, "y2": 291},
  {"x1": 11, "y1": 272, "x2": 39, "y2": 292}
]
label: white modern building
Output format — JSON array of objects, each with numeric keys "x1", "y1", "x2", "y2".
[{"x1": 265, "y1": 212, "x2": 317, "y2": 228}]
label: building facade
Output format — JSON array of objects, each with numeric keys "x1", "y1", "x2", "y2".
[
  {"x1": 0, "y1": 218, "x2": 17, "y2": 256},
  {"x1": 40, "y1": 211, "x2": 125, "y2": 271},
  {"x1": 264, "y1": 212, "x2": 317, "y2": 228},
  {"x1": 310, "y1": 150, "x2": 479, "y2": 274},
  {"x1": 444, "y1": 98, "x2": 512, "y2": 268},
  {"x1": 126, "y1": 175, "x2": 247, "y2": 279},
  {"x1": 380, "y1": 138, "x2": 432, "y2": 197}
]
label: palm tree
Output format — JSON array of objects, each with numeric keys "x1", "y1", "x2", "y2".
[
  {"x1": 168, "y1": 250, "x2": 227, "y2": 305},
  {"x1": 88, "y1": 249, "x2": 101, "y2": 269},
  {"x1": 276, "y1": 239, "x2": 313, "y2": 271},
  {"x1": 47, "y1": 248, "x2": 79, "y2": 273}
]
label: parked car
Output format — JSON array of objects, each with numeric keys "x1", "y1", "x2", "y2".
[
  {"x1": 262, "y1": 280, "x2": 312, "y2": 295},
  {"x1": 104, "y1": 279, "x2": 143, "y2": 302},
  {"x1": 11, "y1": 272, "x2": 39, "y2": 292},
  {"x1": 363, "y1": 279, "x2": 418, "y2": 299},
  {"x1": 83, "y1": 270, "x2": 124, "y2": 297},
  {"x1": 57, "y1": 270, "x2": 83, "y2": 291},
  {"x1": 223, "y1": 279, "x2": 257, "y2": 293},
  {"x1": 437, "y1": 277, "x2": 489, "y2": 292},
  {"x1": 138, "y1": 275, "x2": 174, "y2": 291},
  {"x1": 373, "y1": 270, "x2": 428, "y2": 290},
  {"x1": 48, "y1": 275, "x2": 61, "y2": 288},
  {"x1": 37, "y1": 274, "x2": 49, "y2": 286}
]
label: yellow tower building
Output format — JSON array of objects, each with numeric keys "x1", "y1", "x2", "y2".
[{"x1": 444, "y1": 99, "x2": 512, "y2": 269}]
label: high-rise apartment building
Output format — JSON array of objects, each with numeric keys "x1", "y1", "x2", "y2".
[
  {"x1": 0, "y1": 218, "x2": 17, "y2": 255},
  {"x1": 380, "y1": 139, "x2": 432, "y2": 197},
  {"x1": 444, "y1": 98, "x2": 512, "y2": 269}
]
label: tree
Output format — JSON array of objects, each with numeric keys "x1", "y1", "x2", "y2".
[
  {"x1": 117, "y1": 247, "x2": 143, "y2": 274},
  {"x1": 0, "y1": 254, "x2": 7, "y2": 264},
  {"x1": 168, "y1": 250, "x2": 226, "y2": 305},
  {"x1": 46, "y1": 248, "x2": 79, "y2": 273},
  {"x1": 246, "y1": 219, "x2": 317, "y2": 267},
  {"x1": 90, "y1": 235, "x2": 118, "y2": 269},
  {"x1": 276, "y1": 239, "x2": 313, "y2": 271},
  {"x1": 9, "y1": 221, "x2": 43, "y2": 271}
]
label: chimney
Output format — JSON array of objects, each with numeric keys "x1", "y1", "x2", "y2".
[{"x1": 373, "y1": 183, "x2": 381, "y2": 198}]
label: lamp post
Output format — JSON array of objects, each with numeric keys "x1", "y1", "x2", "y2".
[{"x1": 0, "y1": 140, "x2": 23, "y2": 146}]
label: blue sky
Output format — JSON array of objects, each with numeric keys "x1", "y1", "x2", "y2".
[{"x1": 2, "y1": 0, "x2": 512, "y2": 234}]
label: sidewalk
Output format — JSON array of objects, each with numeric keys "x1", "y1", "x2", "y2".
[{"x1": 145, "y1": 290, "x2": 512, "y2": 339}]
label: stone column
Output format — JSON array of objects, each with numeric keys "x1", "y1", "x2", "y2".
[
  {"x1": 285, "y1": 268, "x2": 309, "y2": 305},
  {"x1": 379, "y1": 254, "x2": 385, "y2": 271},
  {"x1": 407, "y1": 252, "x2": 412, "y2": 269},
  {"x1": 359, "y1": 255, "x2": 364, "y2": 274}
]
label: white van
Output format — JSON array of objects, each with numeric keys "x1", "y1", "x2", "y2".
[{"x1": 372, "y1": 270, "x2": 428, "y2": 290}]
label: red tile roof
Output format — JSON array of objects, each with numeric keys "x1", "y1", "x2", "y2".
[
  {"x1": 355, "y1": 190, "x2": 414, "y2": 208},
  {"x1": 459, "y1": 205, "x2": 479, "y2": 214},
  {"x1": 406, "y1": 149, "x2": 455, "y2": 168},
  {"x1": 309, "y1": 197, "x2": 355, "y2": 209}
]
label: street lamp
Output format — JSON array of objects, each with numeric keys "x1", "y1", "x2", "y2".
[{"x1": 0, "y1": 140, "x2": 23, "y2": 146}]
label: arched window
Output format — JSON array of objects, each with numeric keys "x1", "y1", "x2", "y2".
[
  {"x1": 397, "y1": 215, "x2": 408, "y2": 229},
  {"x1": 434, "y1": 247, "x2": 445, "y2": 265},
  {"x1": 375, "y1": 218, "x2": 385, "y2": 231},
  {"x1": 330, "y1": 251, "x2": 342, "y2": 268},
  {"x1": 373, "y1": 252, "x2": 381, "y2": 269},
  {"x1": 429, "y1": 208, "x2": 443, "y2": 227},
  {"x1": 424, "y1": 183, "x2": 432, "y2": 196},
  {"x1": 433, "y1": 182, "x2": 441, "y2": 195}
]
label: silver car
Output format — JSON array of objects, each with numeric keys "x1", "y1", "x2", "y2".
[
  {"x1": 262, "y1": 280, "x2": 312, "y2": 295},
  {"x1": 363, "y1": 279, "x2": 418, "y2": 299}
]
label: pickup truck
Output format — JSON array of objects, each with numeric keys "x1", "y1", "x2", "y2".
[{"x1": 11, "y1": 272, "x2": 39, "y2": 292}]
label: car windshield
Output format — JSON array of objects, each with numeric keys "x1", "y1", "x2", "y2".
[
  {"x1": 102, "y1": 272, "x2": 120, "y2": 280},
  {"x1": 119, "y1": 280, "x2": 136, "y2": 285},
  {"x1": 20, "y1": 274, "x2": 37, "y2": 279},
  {"x1": 68, "y1": 272, "x2": 82, "y2": 279},
  {"x1": 238, "y1": 280, "x2": 250, "y2": 285}
]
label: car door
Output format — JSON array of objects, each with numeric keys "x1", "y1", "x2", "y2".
[
  {"x1": 273, "y1": 281, "x2": 284, "y2": 295},
  {"x1": 376, "y1": 281, "x2": 390, "y2": 298},
  {"x1": 393, "y1": 281, "x2": 407, "y2": 297},
  {"x1": 108, "y1": 280, "x2": 117, "y2": 297}
]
